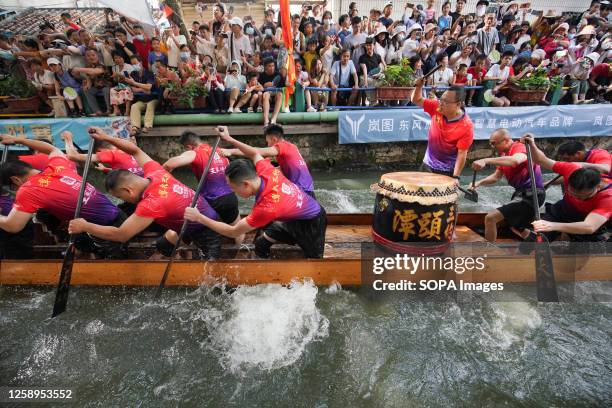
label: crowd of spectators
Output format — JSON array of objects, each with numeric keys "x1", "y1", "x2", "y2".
[{"x1": 1, "y1": 1, "x2": 611, "y2": 130}]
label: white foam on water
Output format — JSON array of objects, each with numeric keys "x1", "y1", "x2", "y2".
[
  {"x1": 85, "y1": 319, "x2": 105, "y2": 335},
  {"x1": 481, "y1": 300, "x2": 542, "y2": 351},
  {"x1": 324, "y1": 190, "x2": 361, "y2": 213},
  {"x1": 209, "y1": 279, "x2": 329, "y2": 373},
  {"x1": 15, "y1": 334, "x2": 60, "y2": 381},
  {"x1": 325, "y1": 282, "x2": 342, "y2": 294}
]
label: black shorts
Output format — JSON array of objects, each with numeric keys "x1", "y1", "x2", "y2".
[
  {"x1": 305, "y1": 190, "x2": 316, "y2": 199},
  {"x1": 208, "y1": 193, "x2": 239, "y2": 224},
  {"x1": 540, "y1": 200, "x2": 608, "y2": 242},
  {"x1": 263, "y1": 207, "x2": 327, "y2": 258},
  {"x1": 0, "y1": 221, "x2": 34, "y2": 259},
  {"x1": 74, "y1": 210, "x2": 128, "y2": 259},
  {"x1": 155, "y1": 227, "x2": 221, "y2": 260},
  {"x1": 498, "y1": 190, "x2": 546, "y2": 229}
]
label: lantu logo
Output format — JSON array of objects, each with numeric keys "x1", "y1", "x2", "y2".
[{"x1": 345, "y1": 114, "x2": 365, "y2": 141}]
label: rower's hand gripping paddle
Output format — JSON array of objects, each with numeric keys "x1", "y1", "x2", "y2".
[
  {"x1": 524, "y1": 137, "x2": 559, "y2": 302},
  {"x1": 51, "y1": 129, "x2": 97, "y2": 317},
  {"x1": 457, "y1": 171, "x2": 479, "y2": 203},
  {"x1": 155, "y1": 134, "x2": 222, "y2": 299}
]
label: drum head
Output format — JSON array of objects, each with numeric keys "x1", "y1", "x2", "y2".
[{"x1": 371, "y1": 172, "x2": 459, "y2": 205}]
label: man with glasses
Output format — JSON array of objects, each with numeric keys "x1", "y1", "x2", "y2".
[
  {"x1": 518, "y1": 134, "x2": 611, "y2": 244},
  {"x1": 411, "y1": 78, "x2": 474, "y2": 179},
  {"x1": 468, "y1": 129, "x2": 545, "y2": 242}
]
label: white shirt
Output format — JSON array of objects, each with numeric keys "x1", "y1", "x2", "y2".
[
  {"x1": 166, "y1": 34, "x2": 187, "y2": 67},
  {"x1": 229, "y1": 33, "x2": 253, "y2": 62},
  {"x1": 486, "y1": 64, "x2": 511, "y2": 82},
  {"x1": 321, "y1": 46, "x2": 338, "y2": 73},
  {"x1": 331, "y1": 60, "x2": 357, "y2": 86},
  {"x1": 450, "y1": 51, "x2": 472, "y2": 70},
  {"x1": 402, "y1": 39, "x2": 420, "y2": 58},
  {"x1": 32, "y1": 70, "x2": 55, "y2": 88},
  {"x1": 195, "y1": 36, "x2": 214, "y2": 57},
  {"x1": 432, "y1": 67, "x2": 454, "y2": 86}
]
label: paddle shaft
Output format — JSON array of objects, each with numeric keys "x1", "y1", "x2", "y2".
[
  {"x1": 52, "y1": 137, "x2": 97, "y2": 317},
  {"x1": 1, "y1": 144, "x2": 8, "y2": 163},
  {"x1": 525, "y1": 141, "x2": 559, "y2": 302},
  {"x1": 155, "y1": 136, "x2": 221, "y2": 298},
  {"x1": 543, "y1": 174, "x2": 562, "y2": 190}
]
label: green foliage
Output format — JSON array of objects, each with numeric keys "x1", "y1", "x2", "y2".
[
  {"x1": 510, "y1": 68, "x2": 551, "y2": 90},
  {"x1": 380, "y1": 58, "x2": 416, "y2": 87},
  {"x1": 549, "y1": 75, "x2": 564, "y2": 89},
  {"x1": 167, "y1": 79, "x2": 209, "y2": 109},
  {"x1": 0, "y1": 76, "x2": 37, "y2": 98}
]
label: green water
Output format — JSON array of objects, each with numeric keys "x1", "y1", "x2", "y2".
[{"x1": 1, "y1": 170, "x2": 609, "y2": 407}]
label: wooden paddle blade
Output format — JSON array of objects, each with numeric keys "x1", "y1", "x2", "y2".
[
  {"x1": 51, "y1": 243, "x2": 76, "y2": 317},
  {"x1": 534, "y1": 234, "x2": 559, "y2": 302}
]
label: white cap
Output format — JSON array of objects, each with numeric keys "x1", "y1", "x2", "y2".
[
  {"x1": 46, "y1": 57, "x2": 61, "y2": 65},
  {"x1": 585, "y1": 52, "x2": 600, "y2": 64},
  {"x1": 230, "y1": 17, "x2": 243, "y2": 28}
]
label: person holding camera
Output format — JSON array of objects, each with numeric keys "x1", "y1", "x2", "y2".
[
  {"x1": 165, "y1": 23, "x2": 187, "y2": 69},
  {"x1": 212, "y1": 31, "x2": 229, "y2": 74}
]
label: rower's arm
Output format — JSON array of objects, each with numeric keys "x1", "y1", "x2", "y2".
[
  {"x1": 0, "y1": 209, "x2": 33, "y2": 234},
  {"x1": 186, "y1": 208, "x2": 253, "y2": 238},
  {"x1": 0, "y1": 135, "x2": 60, "y2": 156},
  {"x1": 62, "y1": 131, "x2": 99, "y2": 163},
  {"x1": 474, "y1": 169, "x2": 503, "y2": 188},
  {"x1": 69, "y1": 214, "x2": 153, "y2": 243},
  {"x1": 534, "y1": 212, "x2": 608, "y2": 235},
  {"x1": 577, "y1": 161, "x2": 611, "y2": 175},
  {"x1": 480, "y1": 153, "x2": 527, "y2": 168},
  {"x1": 216, "y1": 126, "x2": 264, "y2": 164},
  {"x1": 453, "y1": 149, "x2": 469, "y2": 178},
  {"x1": 89, "y1": 127, "x2": 151, "y2": 167},
  {"x1": 162, "y1": 150, "x2": 196, "y2": 172},
  {"x1": 411, "y1": 77, "x2": 425, "y2": 107},
  {"x1": 228, "y1": 146, "x2": 280, "y2": 158},
  {"x1": 521, "y1": 135, "x2": 555, "y2": 171}
]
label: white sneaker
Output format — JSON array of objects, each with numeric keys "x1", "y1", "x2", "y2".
[
  {"x1": 283, "y1": 106, "x2": 290, "y2": 113},
  {"x1": 227, "y1": 107, "x2": 234, "y2": 113},
  {"x1": 257, "y1": 106, "x2": 262, "y2": 113},
  {"x1": 247, "y1": 107, "x2": 253, "y2": 113},
  {"x1": 306, "y1": 106, "x2": 316, "y2": 112},
  {"x1": 233, "y1": 108, "x2": 242, "y2": 114}
]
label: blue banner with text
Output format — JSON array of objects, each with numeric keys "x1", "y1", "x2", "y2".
[
  {"x1": 0, "y1": 117, "x2": 131, "y2": 150},
  {"x1": 338, "y1": 105, "x2": 612, "y2": 144}
]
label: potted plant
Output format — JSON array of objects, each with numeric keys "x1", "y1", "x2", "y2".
[
  {"x1": 507, "y1": 68, "x2": 551, "y2": 103},
  {"x1": 376, "y1": 58, "x2": 416, "y2": 101},
  {"x1": 0, "y1": 76, "x2": 41, "y2": 113},
  {"x1": 166, "y1": 79, "x2": 209, "y2": 109}
]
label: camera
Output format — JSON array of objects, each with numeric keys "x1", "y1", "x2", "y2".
[{"x1": 305, "y1": 5, "x2": 312, "y2": 10}]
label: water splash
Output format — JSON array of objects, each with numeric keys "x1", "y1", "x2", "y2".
[
  {"x1": 208, "y1": 280, "x2": 329, "y2": 373},
  {"x1": 323, "y1": 190, "x2": 362, "y2": 213}
]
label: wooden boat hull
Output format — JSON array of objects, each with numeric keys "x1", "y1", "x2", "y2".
[{"x1": 1, "y1": 213, "x2": 610, "y2": 286}]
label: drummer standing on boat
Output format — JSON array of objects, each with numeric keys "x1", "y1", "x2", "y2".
[
  {"x1": 411, "y1": 79, "x2": 474, "y2": 179},
  {"x1": 469, "y1": 129, "x2": 545, "y2": 242}
]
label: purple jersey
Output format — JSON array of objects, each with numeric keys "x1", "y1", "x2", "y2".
[
  {"x1": 13, "y1": 156, "x2": 119, "y2": 225},
  {"x1": 274, "y1": 140, "x2": 315, "y2": 193},
  {"x1": 0, "y1": 195, "x2": 14, "y2": 216},
  {"x1": 190, "y1": 144, "x2": 233, "y2": 201},
  {"x1": 497, "y1": 142, "x2": 543, "y2": 190}
]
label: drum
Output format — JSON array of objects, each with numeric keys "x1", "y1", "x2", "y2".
[{"x1": 370, "y1": 172, "x2": 459, "y2": 254}]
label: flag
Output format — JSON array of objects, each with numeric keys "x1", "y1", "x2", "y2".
[
  {"x1": 279, "y1": 0, "x2": 295, "y2": 108},
  {"x1": 163, "y1": 4, "x2": 174, "y2": 18}
]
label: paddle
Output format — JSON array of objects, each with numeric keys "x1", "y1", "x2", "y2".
[
  {"x1": 525, "y1": 140, "x2": 559, "y2": 302},
  {"x1": 544, "y1": 174, "x2": 562, "y2": 190},
  {"x1": 154, "y1": 135, "x2": 221, "y2": 299},
  {"x1": 51, "y1": 132, "x2": 97, "y2": 317},
  {"x1": 461, "y1": 171, "x2": 479, "y2": 202},
  {"x1": 1, "y1": 144, "x2": 8, "y2": 163}
]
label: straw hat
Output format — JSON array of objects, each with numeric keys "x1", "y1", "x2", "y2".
[
  {"x1": 578, "y1": 25, "x2": 597, "y2": 37},
  {"x1": 552, "y1": 23, "x2": 569, "y2": 34},
  {"x1": 373, "y1": 26, "x2": 389, "y2": 37},
  {"x1": 424, "y1": 23, "x2": 437, "y2": 33},
  {"x1": 543, "y1": 10, "x2": 558, "y2": 19}
]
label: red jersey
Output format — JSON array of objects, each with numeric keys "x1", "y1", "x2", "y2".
[
  {"x1": 13, "y1": 156, "x2": 119, "y2": 225},
  {"x1": 553, "y1": 162, "x2": 612, "y2": 219},
  {"x1": 135, "y1": 161, "x2": 218, "y2": 232},
  {"x1": 422, "y1": 99, "x2": 474, "y2": 173},
  {"x1": 584, "y1": 148, "x2": 612, "y2": 176},
  {"x1": 190, "y1": 144, "x2": 232, "y2": 200},
  {"x1": 467, "y1": 66, "x2": 487, "y2": 83},
  {"x1": 274, "y1": 140, "x2": 314, "y2": 193},
  {"x1": 132, "y1": 38, "x2": 152, "y2": 69},
  {"x1": 96, "y1": 149, "x2": 144, "y2": 176},
  {"x1": 19, "y1": 153, "x2": 76, "y2": 172},
  {"x1": 497, "y1": 142, "x2": 543, "y2": 189},
  {"x1": 454, "y1": 74, "x2": 468, "y2": 85},
  {"x1": 245, "y1": 160, "x2": 321, "y2": 229}
]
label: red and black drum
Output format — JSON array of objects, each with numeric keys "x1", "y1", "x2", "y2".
[{"x1": 371, "y1": 172, "x2": 459, "y2": 254}]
